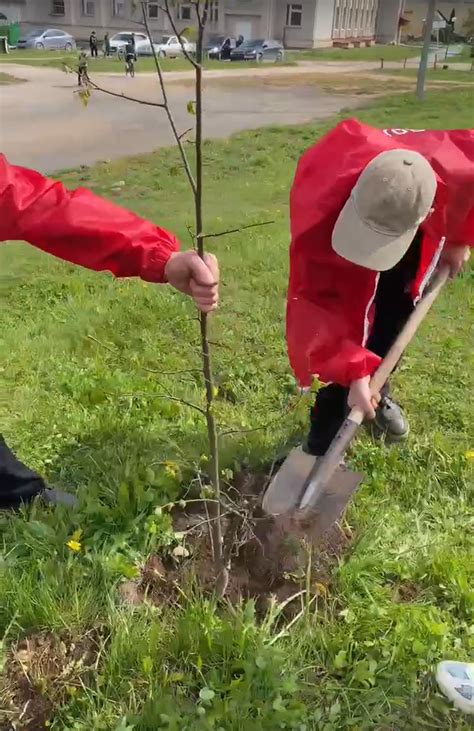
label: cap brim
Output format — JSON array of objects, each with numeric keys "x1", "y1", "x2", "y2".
[{"x1": 332, "y1": 196, "x2": 417, "y2": 272}]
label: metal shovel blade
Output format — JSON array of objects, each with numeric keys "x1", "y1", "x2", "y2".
[{"x1": 263, "y1": 446, "x2": 363, "y2": 535}]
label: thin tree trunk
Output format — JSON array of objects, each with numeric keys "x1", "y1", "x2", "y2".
[{"x1": 194, "y1": 2, "x2": 227, "y2": 595}]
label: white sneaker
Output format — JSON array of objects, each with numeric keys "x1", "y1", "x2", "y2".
[{"x1": 436, "y1": 660, "x2": 474, "y2": 714}]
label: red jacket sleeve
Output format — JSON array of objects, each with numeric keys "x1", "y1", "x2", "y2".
[
  {"x1": 0, "y1": 155, "x2": 179, "y2": 282},
  {"x1": 287, "y1": 262, "x2": 382, "y2": 388},
  {"x1": 446, "y1": 206, "x2": 474, "y2": 248}
]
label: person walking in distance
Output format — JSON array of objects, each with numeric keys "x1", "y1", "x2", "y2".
[
  {"x1": 89, "y1": 30, "x2": 98, "y2": 57},
  {"x1": 104, "y1": 32, "x2": 111, "y2": 58}
]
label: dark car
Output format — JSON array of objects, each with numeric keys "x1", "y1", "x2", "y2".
[
  {"x1": 230, "y1": 38, "x2": 284, "y2": 63},
  {"x1": 207, "y1": 35, "x2": 237, "y2": 60}
]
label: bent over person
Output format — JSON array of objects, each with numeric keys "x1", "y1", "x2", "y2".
[
  {"x1": 287, "y1": 121, "x2": 473, "y2": 457},
  {"x1": 0, "y1": 155, "x2": 219, "y2": 508}
]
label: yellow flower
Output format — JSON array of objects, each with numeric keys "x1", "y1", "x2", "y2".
[
  {"x1": 465, "y1": 451, "x2": 474, "y2": 460},
  {"x1": 164, "y1": 461, "x2": 178, "y2": 479},
  {"x1": 66, "y1": 539, "x2": 81, "y2": 552}
]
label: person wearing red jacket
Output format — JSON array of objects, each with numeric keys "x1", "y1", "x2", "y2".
[
  {"x1": 287, "y1": 121, "x2": 473, "y2": 456},
  {"x1": 1, "y1": 155, "x2": 219, "y2": 508}
]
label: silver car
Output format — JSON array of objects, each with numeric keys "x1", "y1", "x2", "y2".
[{"x1": 17, "y1": 28, "x2": 76, "y2": 51}]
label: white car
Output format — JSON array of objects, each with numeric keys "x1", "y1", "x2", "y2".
[
  {"x1": 109, "y1": 31, "x2": 158, "y2": 57},
  {"x1": 155, "y1": 35, "x2": 195, "y2": 58}
]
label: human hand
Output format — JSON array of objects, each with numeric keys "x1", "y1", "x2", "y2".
[
  {"x1": 347, "y1": 375, "x2": 380, "y2": 420},
  {"x1": 164, "y1": 250, "x2": 219, "y2": 313},
  {"x1": 439, "y1": 245, "x2": 470, "y2": 279}
]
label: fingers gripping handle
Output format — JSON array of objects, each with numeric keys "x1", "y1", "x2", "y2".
[{"x1": 347, "y1": 265, "x2": 450, "y2": 428}]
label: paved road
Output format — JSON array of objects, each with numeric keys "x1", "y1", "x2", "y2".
[{"x1": 1, "y1": 64, "x2": 366, "y2": 172}]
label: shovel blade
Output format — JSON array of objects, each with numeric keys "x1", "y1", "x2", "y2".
[
  {"x1": 296, "y1": 468, "x2": 363, "y2": 537},
  {"x1": 263, "y1": 446, "x2": 363, "y2": 536}
]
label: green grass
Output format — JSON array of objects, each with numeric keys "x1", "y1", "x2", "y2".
[
  {"x1": 1, "y1": 89, "x2": 473, "y2": 730},
  {"x1": 444, "y1": 44, "x2": 473, "y2": 63},
  {"x1": 382, "y1": 67, "x2": 473, "y2": 83},
  {"x1": 0, "y1": 70, "x2": 25, "y2": 84},
  {"x1": 289, "y1": 44, "x2": 421, "y2": 62},
  {"x1": 0, "y1": 49, "x2": 292, "y2": 73}
]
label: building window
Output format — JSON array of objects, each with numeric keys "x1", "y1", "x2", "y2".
[
  {"x1": 333, "y1": 0, "x2": 378, "y2": 39},
  {"x1": 113, "y1": 0, "x2": 125, "y2": 17},
  {"x1": 148, "y1": 2, "x2": 159, "y2": 18},
  {"x1": 51, "y1": 0, "x2": 65, "y2": 14},
  {"x1": 177, "y1": 3, "x2": 192, "y2": 21},
  {"x1": 209, "y1": 1, "x2": 218, "y2": 23},
  {"x1": 286, "y1": 3, "x2": 302, "y2": 27},
  {"x1": 82, "y1": 0, "x2": 95, "y2": 16}
]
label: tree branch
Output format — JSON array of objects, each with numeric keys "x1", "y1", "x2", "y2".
[
  {"x1": 78, "y1": 75, "x2": 166, "y2": 109},
  {"x1": 193, "y1": 0, "x2": 228, "y2": 595},
  {"x1": 127, "y1": 392, "x2": 206, "y2": 415},
  {"x1": 178, "y1": 127, "x2": 194, "y2": 141},
  {"x1": 141, "y1": 1, "x2": 197, "y2": 195},
  {"x1": 160, "y1": 0, "x2": 200, "y2": 69},
  {"x1": 204, "y1": 219, "x2": 274, "y2": 239}
]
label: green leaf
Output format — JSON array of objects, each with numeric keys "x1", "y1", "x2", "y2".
[
  {"x1": 412, "y1": 639, "x2": 427, "y2": 655},
  {"x1": 187, "y1": 100, "x2": 196, "y2": 115},
  {"x1": 142, "y1": 656, "x2": 153, "y2": 673},
  {"x1": 78, "y1": 88, "x2": 91, "y2": 107},
  {"x1": 333, "y1": 649, "x2": 347, "y2": 669},
  {"x1": 181, "y1": 26, "x2": 198, "y2": 42},
  {"x1": 114, "y1": 718, "x2": 135, "y2": 731},
  {"x1": 272, "y1": 696, "x2": 285, "y2": 712},
  {"x1": 199, "y1": 687, "x2": 215, "y2": 702}
]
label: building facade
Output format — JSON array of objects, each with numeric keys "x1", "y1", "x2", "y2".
[
  {"x1": 0, "y1": 0, "x2": 385, "y2": 48},
  {"x1": 375, "y1": 0, "x2": 404, "y2": 44},
  {"x1": 400, "y1": 1, "x2": 474, "y2": 39}
]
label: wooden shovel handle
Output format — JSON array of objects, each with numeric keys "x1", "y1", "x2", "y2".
[
  {"x1": 348, "y1": 264, "x2": 450, "y2": 426},
  {"x1": 298, "y1": 265, "x2": 450, "y2": 510}
]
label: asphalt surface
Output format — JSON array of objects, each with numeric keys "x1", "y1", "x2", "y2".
[{"x1": 0, "y1": 63, "x2": 366, "y2": 172}]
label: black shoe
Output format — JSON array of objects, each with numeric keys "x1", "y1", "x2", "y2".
[
  {"x1": 40, "y1": 488, "x2": 78, "y2": 509},
  {"x1": 371, "y1": 396, "x2": 409, "y2": 443}
]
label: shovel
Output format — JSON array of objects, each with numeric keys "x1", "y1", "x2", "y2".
[{"x1": 262, "y1": 265, "x2": 450, "y2": 537}]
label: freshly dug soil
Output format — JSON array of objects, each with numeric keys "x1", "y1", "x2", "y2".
[
  {"x1": 0, "y1": 630, "x2": 98, "y2": 731},
  {"x1": 120, "y1": 467, "x2": 352, "y2": 613}
]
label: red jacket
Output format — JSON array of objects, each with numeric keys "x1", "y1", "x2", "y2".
[
  {"x1": 0, "y1": 155, "x2": 179, "y2": 282},
  {"x1": 287, "y1": 120, "x2": 474, "y2": 388}
]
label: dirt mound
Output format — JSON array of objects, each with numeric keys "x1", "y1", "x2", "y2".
[
  {"x1": 0, "y1": 631, "x2": 98, "y2": 731},
  {"x1": 119, "y1": 468, "x2": 352, "y2": 614}
]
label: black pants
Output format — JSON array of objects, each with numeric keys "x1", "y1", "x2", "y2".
[
  {"x1": 90, "y1": 45, "x2": 98, "y2": 57},
  {"x1": 307, "y1": 235, "x2": 421, "y2": 456},
  {"x1": 0, "y1": 435, "x2": 46, "y2": 508}
]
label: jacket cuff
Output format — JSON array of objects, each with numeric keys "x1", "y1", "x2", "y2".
[
  {"x1": 139, "y1": 233, "x2": 179, "y2": 283},
  {"x1": 309, "y1": 344, "x2": 381, "y2": 388}
]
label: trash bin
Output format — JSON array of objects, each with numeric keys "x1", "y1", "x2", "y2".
[{"x1": 8, "y1": 22, "x2": 20, "y2": 46}]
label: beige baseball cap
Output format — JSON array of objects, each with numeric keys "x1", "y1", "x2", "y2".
[{"x1": 332, "y1": 149, "x2": 437, "y2": 271}]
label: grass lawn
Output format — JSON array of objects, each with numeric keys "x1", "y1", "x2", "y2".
[
  {"x1": 0, "y1": 49, "x2": 292, "y2": 73},
  {"x1": 380, "y1": 67, "x2": 473, "y2": 83},
  {"x1": 288, "y1": 44, "x2": 421, "y2": 62},
  {"x1": 1, "y1": 89, "x2": 473, "y2": 730},
  {"x1": 444, "y1": 44, "x2": 473, "y2": 63}
]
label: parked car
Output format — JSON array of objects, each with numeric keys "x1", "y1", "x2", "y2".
[
  {"x1": 207, "y1": 35, "x2": 237, "y2": 60},
  {"x1": 155, "y1": 35, "x2": 195, "y2": 58},
  {"x1": 109, "y1": 32, "x2": 158, "y2": 57},
  {"x1": 17, "y1": 28, "x2": 76, "y2": 51},
  {"x1": 230, "y1": 38, "x2": 284, "y2": 63}
]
